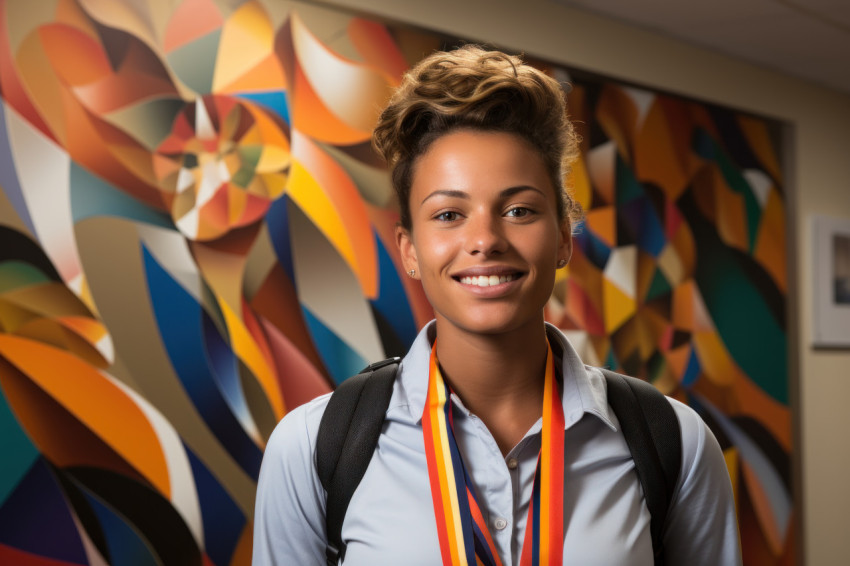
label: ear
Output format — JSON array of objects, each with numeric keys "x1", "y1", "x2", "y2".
[
  {"x1": 557, "y1": 220, "x2": 573, "y2": 267},
  {"x1": 395, "y1": 225, "x2": 419, "y2": 278}
]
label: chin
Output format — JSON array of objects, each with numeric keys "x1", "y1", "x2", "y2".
[{"x1": 438, "y1": 308, "x2": 545, "y2": 337}]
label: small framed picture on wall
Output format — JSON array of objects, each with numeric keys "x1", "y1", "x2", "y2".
[{"x1": 812, "y1": 214, "x2": 850, "y2": 347}]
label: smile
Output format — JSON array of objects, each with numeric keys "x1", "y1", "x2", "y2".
[{"x1": 459, "y1": 273, "x2": 519, "y2": 287}]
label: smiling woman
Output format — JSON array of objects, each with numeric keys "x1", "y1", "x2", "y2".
[{"x1": 253, "y1": 45, "x2": 742, "y2": 566}]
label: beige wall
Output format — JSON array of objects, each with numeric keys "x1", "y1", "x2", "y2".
[{"x1": 316, "y1": 0, "x2": 850, "y2": 563}]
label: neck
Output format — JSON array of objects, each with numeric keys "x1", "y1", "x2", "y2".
[{"x1": 434, "y1": 317, "x2": 550, "y2": 455}]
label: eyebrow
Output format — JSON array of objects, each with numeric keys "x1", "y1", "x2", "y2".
[{"x1": 420, "y1": 185, "x2": 546, "y2": 205}]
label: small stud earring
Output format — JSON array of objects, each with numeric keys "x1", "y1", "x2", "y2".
[
  {"x1": 557, "y1": 259, "x2": 567, "y2": 268},
  {"x1": 408, "y1": 269, "x2": 416, "y2": 277}
]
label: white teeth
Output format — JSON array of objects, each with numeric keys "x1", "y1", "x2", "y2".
[{"x1": 459, "y1": 273, "x2": 517, "y2": 287}]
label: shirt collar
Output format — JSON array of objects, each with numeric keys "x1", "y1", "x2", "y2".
[{"x1": 397, "y1": 321, "x2": 616, "y2": 432}]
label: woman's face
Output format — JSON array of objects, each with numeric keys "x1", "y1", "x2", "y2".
[{"x1": 397, "y1": 129, "x2": 571, "y2": 339}]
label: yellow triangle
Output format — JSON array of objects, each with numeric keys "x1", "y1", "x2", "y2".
[{"x1": 603, "y1": 278, "x2": 635, "y2": 333}]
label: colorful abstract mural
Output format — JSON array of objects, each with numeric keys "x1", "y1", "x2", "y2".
[{"x1": 0, "y1": 0, "x2": 791, "y2": 564}]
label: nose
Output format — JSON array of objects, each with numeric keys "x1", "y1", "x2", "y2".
[{"x1": 464, "y1": 212, "x2": 507, "y2": 256}]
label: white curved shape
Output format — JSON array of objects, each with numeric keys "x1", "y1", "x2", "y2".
[
  {"x1": 109, "y1": 374, "x2": 205, "y2": 549},
  {"x1": 289, "y1": 202, "x2": 385, "y2": 364},
  {"x1": 743, "y1": 169, "x2": 772, "y2": 208},
  {"x1": 603, "y1": 245, "x2": 638, "y2": 298},
  {"x1": 5, "y1": 103, "x2": 81, "y2": 288},
  {"x1": 291, "y1": 14, "x2": 389, "y2": 133}
]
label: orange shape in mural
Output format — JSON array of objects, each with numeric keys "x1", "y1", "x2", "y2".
[
  {"x1": 742, "y1": 460, "x2": 785, "y2": 557},
  {"x1": 714, "y1": 174, "x2": 750, "y2": 253},
  {"x1": 0, "y1": 356, "x2": 146, "y2": 484},
  {"x1": 0, "y1": 4, "x2": 55, "y2": 141},
  {"x1": 732, "y1": 371, "x2": 792, "y2": 452},
  {"x1": 585, "y1": 206, "x2": 616, "y2": 248},
  {"x1": 738, "y1": 114, "x2": 783, "y2": 184},
  {"x1": 16, "y1": 32, "x2": 71, "y2": 144},
  {"x1": 0, "y1": 335, "x2": 170, "y2": 498},
  {"x1": 289, "y1": 130, "x2": 378, "y2": 298},
  {"x1": 348, "y1": 18, "x2": 407, "y2": 85},
  {"x1": 595, "y1": 85, "x2": 638, "y2": 164},
  {"x1": 289, "y1": 62, "x2": 371, "y2": 145},
  {"x1": 289, "y1": 13, "x2": 392, "y2": 141},
  {"x1": 671, "y1": 280, "x2": 696, "y2": 330},
  {"x1": 754, "y1": 188, "x2": 787, "y2": 293},
  {"x1": 218, "y1": 53, "x2": 288, "y2": 94},
  {"x1": 665, "y1": 343, "x2": 691, "y2": 381},
  {"x1": 634, "y1": 98, "x2": 689, "y2": 200},
  {"x1": 693, "y1": 329, "x2": 736, "y2": 387},
  {"x1": 39, "y1": 24, "x2": 112, "y2": 87}
]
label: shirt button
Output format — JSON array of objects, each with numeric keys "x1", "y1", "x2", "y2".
[
  {"x1": 507, "y1": 458, "x2": 518, "y2": 470},
  {"x1": 493, "y1": 518, "x2": 508, "y2": 531}
]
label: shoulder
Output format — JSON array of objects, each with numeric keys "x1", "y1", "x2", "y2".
[
  {"x1": 253, "y1": 395, "x2": 334, "y2": 565},
  {"x1": 662, "y1": 397, "x2": 742, "y2": 563},
  {"x1": 263, "y1": 392, "x2": 332, "y2": 465},
  {"x1": 665, "y1": 397, "x2": 725, "y2": 484},
  {"x1": 664, "y1": 395, "x2": 739, "y2": 547}
]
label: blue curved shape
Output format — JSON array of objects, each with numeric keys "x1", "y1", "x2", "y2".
[
  {"x1": 681, "y1": 347, "x2": 701, "y2": 387},
  {"x1": 693, "y1": 393, "x2": 791, "y2": 545},
  {"x1": 302, "y1": 306, "x2": 368, "y2": 385},
  {"x1": 185, "y1": 445, "x2": 245, "y2": 566},
  {"x1": 237, "y1": 91, "x2": 290, "y2": 125},
  {"x1": 266, "y1": 194, "x2": 296, "y2": 281},
  {"x1": 638, "y1": 198, "x2": 666, "y2": 258},
  {"x1": 370, "y1": 232, "x2": 417, "y2": 348},
  {"x1": 201, "y1": 313, "x2": 257, "y2": 441},
  {"x1": 574, "y1": 230, "x2": 611, "y2": 270},
  {"x1": 142, "y1": 245, "x2": 263, "y2": 479},
  {"x1": 82, "y1": 487, "x2": 159, "y2": 566}
]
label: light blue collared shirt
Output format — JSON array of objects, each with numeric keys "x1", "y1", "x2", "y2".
[{"x1": 253, "y1": 322, "x2": 741, "y2": 565}]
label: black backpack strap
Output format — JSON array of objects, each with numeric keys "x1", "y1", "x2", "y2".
[
  {"x1": 315, "y1": 358, "x2": 400, "y2": 565},
  {"x1": 602, "y1": 369, "x2": 682, "y2": 566}
]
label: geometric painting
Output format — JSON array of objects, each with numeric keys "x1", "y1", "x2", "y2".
[{"x1": 0, "y1": 1, "x2": 792, "y2": 564}]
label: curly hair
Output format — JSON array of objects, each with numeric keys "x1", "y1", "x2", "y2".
[{"x1": 373, "y1": 45, "x2": 582, "y2": 231}]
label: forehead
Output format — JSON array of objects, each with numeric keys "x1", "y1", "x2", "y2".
[{"x1": 409, "y1": 130, "x2": 555, "y2": 203}]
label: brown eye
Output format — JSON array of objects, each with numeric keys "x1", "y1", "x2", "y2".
[
  {"x1": 435, "y1": 211, "x2": 460, "y2": 222},
  {"x1": 506, "y1": 207, "x2": 532, "y2": 218}
]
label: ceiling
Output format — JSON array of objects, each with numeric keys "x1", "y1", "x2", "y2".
[{"x1": 552, "y1": 0, "x2": 850, "y2": 95}]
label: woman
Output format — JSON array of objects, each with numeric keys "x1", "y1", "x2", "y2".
[{"x1": 253, "y1": 45, "x2": 740, "y2": 565}]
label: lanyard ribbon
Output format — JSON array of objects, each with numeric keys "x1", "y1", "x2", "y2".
[{"x1": 422, "y1": 341, "x2": 566, "y2": 566}]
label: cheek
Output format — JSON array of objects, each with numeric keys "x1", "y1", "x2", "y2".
[{"x1": 415, "y1": 234, "x2": 455, "y2": 270}]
